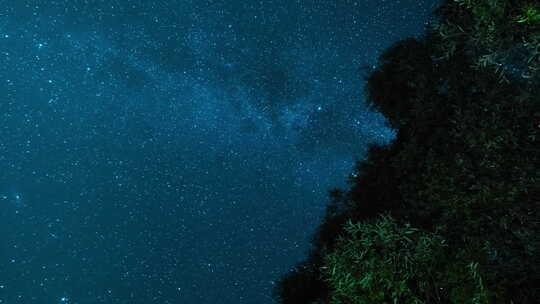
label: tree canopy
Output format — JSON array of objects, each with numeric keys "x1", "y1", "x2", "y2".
[{"x1": 274, "y1": 0, "x2": 540, "y2": 303}]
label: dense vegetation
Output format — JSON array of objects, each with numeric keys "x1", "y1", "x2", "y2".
[{"x1": 273, "y1": 0, "x2": 540, "y2": 302}]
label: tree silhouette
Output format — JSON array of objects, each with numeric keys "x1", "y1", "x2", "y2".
[{"x1": 274, "y1": 0, "x2": 540, "y2": 303}]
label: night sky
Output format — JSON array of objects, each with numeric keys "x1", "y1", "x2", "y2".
[{"x1": 1, "y1": 1, "x2": 441, "y2": 303}]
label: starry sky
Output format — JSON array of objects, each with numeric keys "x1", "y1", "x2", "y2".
[{"x1": 0, "y1": 1, "x2": 441, "y2": 303}]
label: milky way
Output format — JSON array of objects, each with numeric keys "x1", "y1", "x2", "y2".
[{"x1": 0, "y1": 1, "x2": 440, "y2": 303}]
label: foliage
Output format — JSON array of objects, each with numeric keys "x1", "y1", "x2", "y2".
[
  {"x1": 273, "y1": 259, "x2": 329, "y2": 304},
  {"x1": 274, "y1": 0, "x2": 540, "y2": 303},
  {"x1": 322, "y1": 214, "x2": 495, "y2": 304},
  {"x1": 516, "y1": 4, "x2": 540, "y2": 24},
  {"x1": 430, "y1": 0, "x2": 540, "y2": 81}
]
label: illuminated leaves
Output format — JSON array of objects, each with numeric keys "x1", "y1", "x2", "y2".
[{"x1": 321, "y1": 214, "x2": 494, "y2": 304}]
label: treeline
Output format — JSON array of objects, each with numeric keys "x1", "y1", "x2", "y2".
[{"x1": 273, "y1": 0, "x2": 540, "y2": 303}]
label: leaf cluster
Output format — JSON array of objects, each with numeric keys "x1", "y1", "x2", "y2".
[{"x1": 323, "y1": 214, "x2": 494, "y2": 304}]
